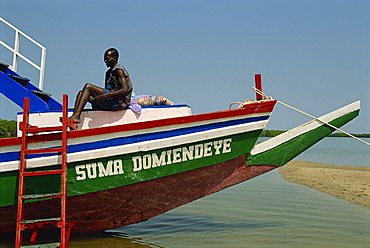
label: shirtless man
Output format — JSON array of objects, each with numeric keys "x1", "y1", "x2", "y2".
[{"x1": 69, "y1": 48, "x2": 133, "y2": 123}]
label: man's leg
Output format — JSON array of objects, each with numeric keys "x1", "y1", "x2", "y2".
[
  {"x1": 73, "y1": 90, "x2": 82, "y2": 111},
  {"x1": 70, "y1": 83, "x2": 105, "y2": 122}
]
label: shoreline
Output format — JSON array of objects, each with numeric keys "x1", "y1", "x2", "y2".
[{"x1": 279, "y1": 160, "x2": 370, "y2": 208}]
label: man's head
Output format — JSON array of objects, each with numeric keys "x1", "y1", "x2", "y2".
[{"x1": 104, "y1": 48, "x2": 119, "y2": 68}]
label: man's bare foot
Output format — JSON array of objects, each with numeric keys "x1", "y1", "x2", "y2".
[
  {"x1": 59, "y1": 116, "x2": 80, "y2": 130},
  {"x1": 69, "y1": 116, "x2": 81, "y2": 124},
  {"x1": 59, "y1": 116, "x2": 81, "y2": 124}
]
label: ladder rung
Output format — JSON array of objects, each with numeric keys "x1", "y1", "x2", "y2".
[
  {"x1": 25, "y1": 126, "x2": 63, "y2": 133},
  {"x1": 23, "y1": 169, "x2": 64, "y2": 177},
  {"x1": 22, "y1": 217, "x2": 60, "y2": 225},
  {"x1": 32, "y1": 90, "x2": 52, "y2": 97},
  {"x1": 21, "y1": 242, "x2": 60, "y2": 248},
  {"x1": 23, "y1": 192, "x2": 62, "y2": 200},
  {"x1": 25, "y1": 147, "x2": 62, "y2": 154},
  {"x1": 0, "y1": 62, "x2": 9, "y2": 72},
  {"x1": 8, "y1": 74, "x2": 29, "y2": 85}
]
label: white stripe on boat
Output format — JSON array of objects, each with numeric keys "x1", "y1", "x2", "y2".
[{"x1": 0, "y1": 119, "x2": 269, "y2": 172}]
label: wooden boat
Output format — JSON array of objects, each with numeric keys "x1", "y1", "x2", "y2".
[
  {"x1": 0, "y1": 61, "x2": 360, "y2": 232},
  {"x1": 0, "y1": 18, "x2": 360, "y2": 234}
]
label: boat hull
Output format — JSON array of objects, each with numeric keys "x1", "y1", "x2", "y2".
[
  {"x1": 0, "y1": 101, "x2": 276, "y2": 232},
  {"x1": 0, "y1": 155, "x2": 276, "y2": 232}
]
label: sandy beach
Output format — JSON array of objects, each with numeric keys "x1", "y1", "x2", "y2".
[{"x1": 279, "y1": 161, "x2": 370, "y2": 208}]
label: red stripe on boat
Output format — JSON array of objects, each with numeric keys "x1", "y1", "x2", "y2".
[{"x1": 0, "y1": 100, "x2": 276, "y2": 147}]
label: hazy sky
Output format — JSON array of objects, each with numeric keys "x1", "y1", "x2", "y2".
[{"x1": 0, "y1": 0, "x2": 369, "y2": 133}]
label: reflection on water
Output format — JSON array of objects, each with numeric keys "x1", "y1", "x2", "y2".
[
  {"x1": 1, "y1": 171, "x2": 369, "y2": 248},
  {"x1": 70, "y1": 233, "x2": 157, "y2": 248},
  {"x1": 111, "y1": 214, "x2": 280, "y2": 235},
  {"x1": 103, "y1": 171, "x2": 369, "y2": 248},
  {"x1": 0, "y1": 232, "x2": 155, "y2": 248},
  {"x1": 1, "y1": 138, "x2": 369, "y2": 247}
]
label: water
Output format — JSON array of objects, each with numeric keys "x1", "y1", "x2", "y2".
[
  {"x1": 1, "y1": 138, "x2": 369, "y2": 247},
  {"x1": 106, "y1": 172, "x2": 369, "y2": 248},
  {"x1": 295, "y1": 137, "x2": 370, "y2": 166}
]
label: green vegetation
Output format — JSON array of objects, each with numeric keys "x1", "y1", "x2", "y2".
[
  {"x1": 260, "y1": 130, "x2": 286, "y2": 137},
  {"x1": 0, "y1": 119, "x2": 17, "y2": 138},
  {"x1": 329, "y1": 132, "x2": 370, "y2": 138},
  {"x1": 260, "y1": 129, "x2": 370, "y2": 138}
]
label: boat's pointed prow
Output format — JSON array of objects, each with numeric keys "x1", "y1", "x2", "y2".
[{"x1": 247, "y1": 101, "x2": 360, "y2": 167}]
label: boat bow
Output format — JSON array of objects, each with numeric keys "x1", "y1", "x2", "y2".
[{"x1": 247, "y1": 101, "x2": 361, "y2": 167}]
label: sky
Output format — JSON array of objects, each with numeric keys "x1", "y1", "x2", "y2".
[{"x1": 0, "y1": 0, "x2": 369, "y2": 133}]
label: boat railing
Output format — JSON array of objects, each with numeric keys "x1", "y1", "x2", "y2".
[{"x1": 0, "y1": 17, "x2": 46, "y2": 90}]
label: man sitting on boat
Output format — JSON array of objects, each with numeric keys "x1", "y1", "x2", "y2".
[{"x1": 69, "y1": 48, "x2": 135, "y2": 123}]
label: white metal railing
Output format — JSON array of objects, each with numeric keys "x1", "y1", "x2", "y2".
[{"x1": 0, "y1": 17, "x2": 46, "y2": 90}]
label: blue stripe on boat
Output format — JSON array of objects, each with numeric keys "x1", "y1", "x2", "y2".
[{"x1": 0, "y1": 115, "x2": 269, "y2": 163}]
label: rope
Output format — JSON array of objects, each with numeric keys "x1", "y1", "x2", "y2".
[
  {"x1": 228, "y1": 102, "x2": 244, "y2": 109},
  {"x1": 252, "y1": 87, "x2": 272, "y2": 100},
  {"x1": 228, "y1": 100, "x2": 255, "y2": 109},
  {"x1": 228, "y1": 88, "x2": 273, "y2": 109},
  {"x1": 252, "y1": 87, "x2": 370, "y2": 147}
]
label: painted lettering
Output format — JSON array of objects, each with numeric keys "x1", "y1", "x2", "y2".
[
  {"x1": 194, "y1": 144, "x2": 203, "y2": 159},
  {"x1": 143, "y1": 155, "x2": 152, "y2": 170},
  {"x1": 75, "y1": 159, "x2": 124, "y2": 181},
  {"x1": 182, "y1": 146, "x2": 194, "y2": 161},
  {"x1": 132, "y1": 156, "x2": 142, "y2": 172},
  {"x1": 98, "y1": 161, "x2": 113, "y2": 177},
  {"x1": 213, "y1": 140, "x2": 223, "y2": 155},
  {"x1": 113, "y1": 159, "x2": 124, "y2": 174},
  {"x1": 203, "y1": 142, "x2": 213, "y2": 157},
  {"x1": 76, "y1": 164, "x2": 86, "y2": 181},
  {"x1": 130, "y1": 138, "x2": 233, "y2": 173},
  {"x1": 172, "y1": 148, "x2": 182, "y2": 163},
  {"x1": 223, "y1": 138, "x2": 232, "y2": 153},
  {"x1": 86, "y1": 163, "x2": 97, "y2": 179},
  {"x1": 152, "y1": 151, "x2": 166, "y2": 168}
]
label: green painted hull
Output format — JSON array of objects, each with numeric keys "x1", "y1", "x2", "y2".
[
  {"x1": 0, "y1": 130, "x2": 262, "y2": 208},
  {"x1": 247, "y1": 109, "x2": 360, "y2": 167}
]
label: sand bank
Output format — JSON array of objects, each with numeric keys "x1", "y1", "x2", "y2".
[{"x1": 279, "y1": 161, "x2": 370, "y2": 208}]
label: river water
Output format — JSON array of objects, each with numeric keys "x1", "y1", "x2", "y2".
[{"x1": 1, "y1": 138, "x2": 369, "y2": 247}]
